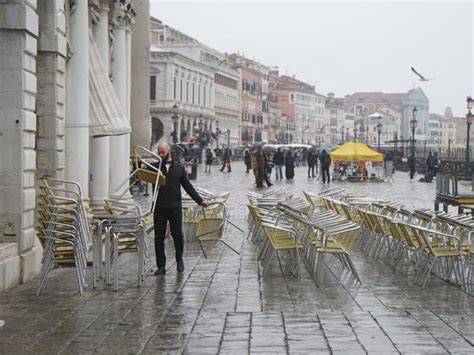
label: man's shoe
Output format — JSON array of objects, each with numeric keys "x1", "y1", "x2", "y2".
[
  {"x1": 177, "y1": 261, "x2": 185, "y2": 273},
  {"x1": 154, "y1": 267, "x2": 166, "y2": 275}
]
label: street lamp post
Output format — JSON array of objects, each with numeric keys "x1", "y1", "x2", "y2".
[
  {"x1": 410, "y1": 107, "x2": 418, "y2": 155},
  {"x1": 341, "y1": 125, "x2": 345, "y2": 143},
  {"x1": 171, "y1": 104, "x2": 178, "y2": 144},
  {"x1": 346, "y1": 127, "x2": 349, "y2": 143},
  {"x1": 353, "y1": 127, "x2": 358, "y2": 143},
  {"x1": 463, "y1": 96, "x2": 473, "y2": 179},
  {"x1": 226, "y1": 129, "x2": 231, "y2": 149},
  {"x1": 376, "y1": 116, "x2": 383, "y2": 151}
]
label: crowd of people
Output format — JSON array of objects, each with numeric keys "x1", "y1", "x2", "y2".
[
  {"x1": 241, "y1": 146, "x2": 333, "y2": 188},
  {"x1": 190, "y1": 142, "x2": 442, "y2": 188}
]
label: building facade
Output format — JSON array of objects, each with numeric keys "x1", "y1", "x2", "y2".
[
  {"x1": 344, "y1": 88, "x2": 429, "y2": 146},
  {"x1": 0, "y1": 0, "x2": 150, "y2": 292},
  {"x1": 149, "y1": 18, "x2": 241, "y2": 148},
  {"x1": 226, "y1": 54, "x2": 269, "y2": 145},
  {"x1": 269, "y1": 73, "x2": 322, "y2": 145}
]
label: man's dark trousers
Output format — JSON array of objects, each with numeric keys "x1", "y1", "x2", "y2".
[{"x1": 154, "y1": 208, "x2": 184, "y2": 268}]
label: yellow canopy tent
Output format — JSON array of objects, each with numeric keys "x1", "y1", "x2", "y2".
[{"x1": 330, "y1": 143, "x2": 384, "y2": 162}]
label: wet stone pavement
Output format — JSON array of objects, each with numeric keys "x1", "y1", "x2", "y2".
[{"x1": 1, "y1": 162, "x2": 473, "y2": 354}]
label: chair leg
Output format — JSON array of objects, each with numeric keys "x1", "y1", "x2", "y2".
[
  {"x1": 344, "y1": 253, "x2": 361, "y2": 283},
  {"x1": 198, "y1": 239, "x2": 208, "y2": 259},
  {"x1": 113, "y1": 233, "x2": 119, "y2": 292},
  {"x1": 219, "y1": 240, "x2": 240, "y2": 255}
]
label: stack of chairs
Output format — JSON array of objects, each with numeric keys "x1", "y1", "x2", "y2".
[
  {"x1": 247, "y1": 191, "x2": 315, "y2": 280},
  {"x1": 247, "y1": 187, "x2": 362, "y2": 283},
  {"x1": 36, "y1": 177, "x2": 91, "y2": 295},
  {"x1": 278, "y1": 202, "x2": 361, "y2": 283},
  {"x1": 93, "y1": 199, "x2": 147, "y2": 291}
]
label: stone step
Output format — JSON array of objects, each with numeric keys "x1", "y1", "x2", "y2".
[
  {"x1": 0, "y1": 243, "x2": 20, "y2": 292},
  {"x1": 0, "y1": 242, "x2": 19, "y2": 262}
]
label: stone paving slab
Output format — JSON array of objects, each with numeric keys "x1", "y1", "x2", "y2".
[{"x1": 0, "y1": 163, "x2": 473, "y2": 354}]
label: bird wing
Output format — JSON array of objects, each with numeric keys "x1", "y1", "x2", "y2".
[{"x1": 411, "y1": 67, "x2": 427, "y2": 81}]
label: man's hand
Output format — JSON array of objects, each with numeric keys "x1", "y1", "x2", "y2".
[{"x1": 201, "y1": 200, "x2": 209, "y2": 208}]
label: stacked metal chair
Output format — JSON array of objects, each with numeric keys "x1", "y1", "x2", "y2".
[
  {"x1": 36, "y1": 177, "x2": 90, "y2": 295},
  {"x1": 92, "y1": 199, "x2": 148, "y2": 291},
  {"x1": 278, "y1": 202, "x2": 361, "y2": 283},
  {"x1": 246, "y1": 191, "x2": 309, "y2": 279}
]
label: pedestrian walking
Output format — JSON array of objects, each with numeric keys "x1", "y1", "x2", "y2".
[
  {"x1": 314, "y1": 149, "x2": 320, "y2": 175},
  {"x1": 433, "y1": 152, "x2": 439, "y2": 177},
  {"x1": 307, "y1": 149, "x2": 317, "y2": 178},
  {"x1": 285, "y1": 151, "x2": 295, "y2": 180},
  {"x1": 251, "y1": 148, "x2": 257, "y2": 177},
  {"x1": 264, "y1": 152, "x2": 273, "y2": 180},
  {"x1": 150, "y1": 143, "x2": 208, "y2": 275},
  {"x1": 408, "y1": 153, "x2": 416, "y2": 180},
  {"x1": 220, "y1": 148, "x2": 231, "y2": 172},
  {"x1": 294, "y1": 150, "x2": 301, "y2": 167},
  {"x1": 255, "y1": 147, "x2": 272, "y2": 187},
  {"x1": 425, "y1": 151, "x2": 435, "y2": 182},
  {"x1": 273, "y1": 148, "x2": 284, "y2": 180},
  {"x1": 320, "y1": 149, "x2": 331, "y2": 184},
  {"x1": 244, "y1": 150, "x2": 251, "y2": 173},
  {"x1": 205, "y1": 148, "x2": 213, "y2": 173}
]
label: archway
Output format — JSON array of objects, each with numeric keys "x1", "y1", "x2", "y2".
[{"x1": 151, "y1": 117, "x2": 164, "y2": 146}]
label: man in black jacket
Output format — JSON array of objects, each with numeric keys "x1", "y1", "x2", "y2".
[
  {"x1": 273, "y1": 148, "x2": 284, "y2": 180},
  {"x1": 307, "y1": 149, "x2": 317, "y2": 178},
  {"x1": 152, "y1": 143, "x2": 208, "y2": 275}
]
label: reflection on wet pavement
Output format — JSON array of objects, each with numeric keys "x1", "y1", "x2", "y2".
[{"x1": 0, "y1": 164, "x2": 472, "y2": 354}]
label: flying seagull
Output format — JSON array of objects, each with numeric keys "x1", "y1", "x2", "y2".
[{"x1": 411, "y1": 67, "x2": 435, "y2": 81}]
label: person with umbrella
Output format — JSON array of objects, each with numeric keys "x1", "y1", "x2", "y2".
[{"x1": 220, "y1": 148, "x2": 232, "y2": 173}]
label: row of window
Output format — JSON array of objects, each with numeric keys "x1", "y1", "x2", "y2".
[
  {"x1": 215, "y1": 93, "x2": 240, "y2": 111},
  {"x1": 289, "y1": 93, "x2": 326, "y2": 105},
  {"x1": 242, "y1": 79, "x2": 261, "y2": 97},
  {"x1": 242, "y1": 111, "x2": 264, "y2": 124},
  {"x1": 215, "y1": 73, "x2": 238, "y2": 90},
  {"x1": 172, "y1": 77, "x2": 212, "y2": 107}
]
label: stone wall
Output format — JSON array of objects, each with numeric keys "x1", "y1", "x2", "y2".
[
  {"x1": 36, "y1": 0, "x2": 67, "y2": 180},
  {"x1": 0, "y1": 0, "x2": 42, "y2": 291}
]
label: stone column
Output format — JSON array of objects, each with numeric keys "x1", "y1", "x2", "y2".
[
  {"x1": 89, "y1": 0, "x2": 110, "y2": 211},
  {"x1": 109, "y1": 3, "x2": 129, "y2": 197},
  {"x1": 125, "y1": 22, "x2": 132, "y2": 168},
  {"x1": 130, "y1": 0, "x2": 151, "y2": 148},
  {"x1": 0, "y1": 0, "x2": 41, "y2": 291},
  {"x1": 65, "y1": 0, "x2": 90, "y2": 199}
]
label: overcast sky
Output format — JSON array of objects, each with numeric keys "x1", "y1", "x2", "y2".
[{"x1": 150, "y1": 0, "x2": 473, "y2": 117}]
